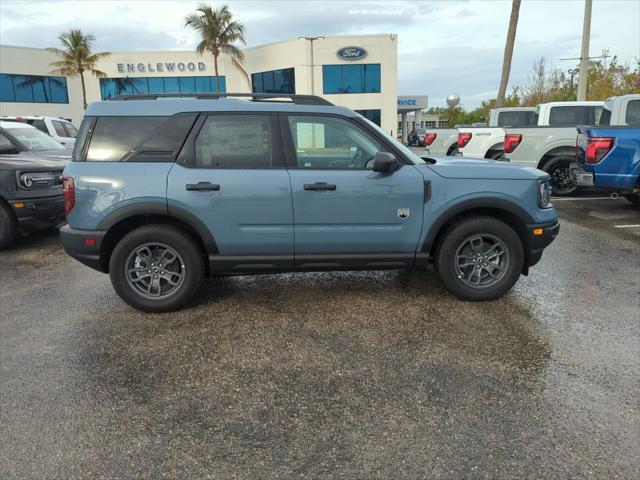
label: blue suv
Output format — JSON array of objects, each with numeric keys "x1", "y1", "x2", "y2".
[{"x1": 60, "y1": 93, "x2": 559, "y2": 312}]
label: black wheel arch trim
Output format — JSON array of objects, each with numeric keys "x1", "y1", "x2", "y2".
[
  {"x1": 96, "y1": 202, "x2": 218, "y2": 254},
  {"x1": 420, "y1": 197, "x2": 535, "y2": 253}
]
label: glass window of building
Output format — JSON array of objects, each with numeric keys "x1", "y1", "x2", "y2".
[
  {"x1": 99, "y1": 76, "x2": 226, "y2": 99},
  {"x1": 251, "y1": 68, "x2": 295, "y2": 94},
  {"x1": 0, "y1": 73, "x2": 68, "y2": 103},
  {"x1": 322, "y1": 64, "x2": 381, "y2": 94},
  {"x1": 354, "y1": 109, "x2": 381, "y2": 126}
]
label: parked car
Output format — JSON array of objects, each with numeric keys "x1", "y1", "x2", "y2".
[
  {"x1": 408, "y1": 127, "x2": 428, "y2": 146},
  {"x1": 458, "y1": 102, "x2": 604, "y2": 165},
  {"x1": 504, "y1": 97, "x2": 636, "y2": 195},
  {"x1": 60, "y1": 93, "x2": 558, "y2": 312},
  {"x1": 575, "y1": 98, "x2": 640, "y2": 205},
  {"x1": 1, "y1": 115, "x2": 78, "y2": 147},
  {"x1": 0, "y1": 154, "x2": 67, "y2": 249},
  {"x1": 0, "y1": 121, "x2": 72, "y2": 158}
]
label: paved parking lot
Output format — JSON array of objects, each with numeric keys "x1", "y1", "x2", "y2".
[{"x1": 1, "y1": 195, "x2": 639, "y2": 478}]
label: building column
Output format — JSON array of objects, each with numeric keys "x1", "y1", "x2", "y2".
[
  {"x1": 414, "y1": 109, "x2": 422, "y2": 128},
  {"x1": 401, "y1": 112, "x2": 408, "y2": 144}
]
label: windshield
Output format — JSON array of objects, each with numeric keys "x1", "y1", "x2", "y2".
[
  {"x1": 362, "y1": 118, "x2": 425, "y2": 164},
  {"x1": 9, "y1": 127, "x2": 66, "y2": 151},
  {"x1": 64, "y1": 122, "x2": 79, "y2": 138}
]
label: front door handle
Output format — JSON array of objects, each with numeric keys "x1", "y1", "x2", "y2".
[
  {"x1": 304, "y1": 182, "x2": 336, "y2": 191},
  {"x1": 186, "y1": 182, "x2": 220, "y2": 191}
]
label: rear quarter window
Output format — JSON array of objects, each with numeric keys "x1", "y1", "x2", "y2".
[
  {"x1": 83, "y1": 114, "x2": 197, "y2": 162},
  {"x1": 625, "y1": 100, "x2": 640, "y2": 126}
]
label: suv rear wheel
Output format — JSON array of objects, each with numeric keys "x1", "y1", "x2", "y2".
[
  {"x1": 109, "y1": 225, "x2": 204, "y2": 312},
  {"x1": 0, "y1": 201, "x2": 18, "y2": 250},
  {"x1": 436, "y1": 216, "x2": 524, "y2": 300}
]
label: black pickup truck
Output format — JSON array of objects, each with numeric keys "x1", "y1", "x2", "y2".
[{"x1": 0, "y1": 155, "x2": 67, "y2": 249}]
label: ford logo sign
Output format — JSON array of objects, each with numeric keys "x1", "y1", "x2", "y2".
[{"x1": 337, "y1": 47, "x2": 367, "y2": 61}]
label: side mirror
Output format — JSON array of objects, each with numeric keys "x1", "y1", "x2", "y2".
[
  {"x1": 0, "y1": 145, "x2": 20, "y2": 155},
  {"x1": 372, "y1": 151, "x2": 399, "y2": 173}
]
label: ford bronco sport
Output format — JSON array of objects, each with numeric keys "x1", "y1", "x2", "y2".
[{"x1": 60, "y1": 93, "x2": 559, "y2": 312}]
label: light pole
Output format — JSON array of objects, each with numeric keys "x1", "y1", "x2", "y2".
[
  {"x1": 299, "y1": 36, "x2": 324, "y2": 95},
  {"x1": 577, "y1": 0, "x2": 592, "y2": 101}
]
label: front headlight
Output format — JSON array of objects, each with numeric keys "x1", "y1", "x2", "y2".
[{"x1": 538, "y1": 180, "x2": 553, "y2": 208}]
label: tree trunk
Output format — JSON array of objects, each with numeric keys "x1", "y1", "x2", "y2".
[
  {"x1": 214, "y1": 55, "x2": 220, "y2": 93},
  {"x1": 496, "y1": 0, "x2": 521, "y2": 108},
  {"x1": 80, "y1": 71, "x2": 87, "y2": 110}
]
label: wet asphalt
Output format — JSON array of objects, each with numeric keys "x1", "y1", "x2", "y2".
[{"x1": 1, "y1": 196, "x2": 639, "y2": 479}]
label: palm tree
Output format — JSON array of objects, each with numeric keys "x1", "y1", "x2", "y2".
[
  {"x1": 495, "y1": 0, "x2": 522, "y2": 108},
  {"x1": 47, "y1": 29, "x2": 110, "y2": 109},
  {"x1": 185, "y1": 4, "x2": 250, "y2": 93}
]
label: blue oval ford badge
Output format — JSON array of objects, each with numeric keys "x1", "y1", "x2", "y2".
[{"x1": 336, "y1": 47, "x2": 367, "y2": 61}]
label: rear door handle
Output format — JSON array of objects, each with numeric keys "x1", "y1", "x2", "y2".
[
  {"x1": 186, "y1": 182, "x2": 220, "y2": 191},
  {"x1": 304, "y1": 182, "x2": 336, "y2": 191}
]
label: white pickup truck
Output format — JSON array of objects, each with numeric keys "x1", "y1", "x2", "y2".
[
  {"x1": 423, "y1": 108, "x2": 537, "y2": 157},
  {"x1": 502, "y1": 100, "x2": 632, "y2": 195},
  {"x1": 457, "y1": 102, "x2": 604, "y2": 163},
  {"x1": 0, "y1": 115, "x2": 78, "y2": 148}
]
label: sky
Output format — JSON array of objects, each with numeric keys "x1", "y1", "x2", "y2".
[{"x1": 1, "y1": 0, "x2": 638, "y2": 109}]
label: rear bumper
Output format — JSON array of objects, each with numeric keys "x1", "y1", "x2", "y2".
[
  {"x1": 526, "y1": 220, "x2": 560, "y2": 267},
  {"x1": 60, "y1": 224, "x2": 107, "y2": 272},
  {"x1": 10, "y1": 195, "x2": 65, "y2": 232}
]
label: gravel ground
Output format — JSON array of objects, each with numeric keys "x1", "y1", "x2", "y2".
[{"x1": 1, "y1": 195, "x2": 639, "y2": 479}]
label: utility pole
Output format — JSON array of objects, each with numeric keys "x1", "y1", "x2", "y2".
[
  {"x1": 299, "y1": 36, "x2": 324, "y2": 95},
  {"x1": 577, "y1": 0, "x2": 592, "y2": 101}
]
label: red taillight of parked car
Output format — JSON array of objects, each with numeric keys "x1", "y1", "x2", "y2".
[
  {"x1": 62, "y1": 176, "x2": 75, "y2": 215},
  {"x1": 457, "y1": 132, "x2": 472, "y2": 148},
  {"x1": 503, "y1": 133, "x2": 522, "y2": 154},
  {"x1": 424, "y1": 132, "x2": 437, "y2": 146},
  {"x1": 585, "y1": 137, "x2": 614, "y2": 164}
]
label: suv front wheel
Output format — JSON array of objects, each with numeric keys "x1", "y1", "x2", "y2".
[
  {"x1": 109, "y1": 225, "x2": 205, "y2": 312},
  {"x1": 436, "y1": 217, "x2": 524, "y2": 301}
]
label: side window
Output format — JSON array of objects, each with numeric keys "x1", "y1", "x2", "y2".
[
  {"x1": 0, "y1": 133, "x2": 14, "y2": 147},
  {"x1": 287, "y1": 115, "x2": 383, "y2": 169},
  {"x1": 52, "y1": 120, "x2": 68, "y2": 137},
  {"x1": 31, "y1": 120, "x2": 47, "y2": 133},
  {"x1": 63, "y1": 123, "x2": 79, "y2": 138},
  {"x1": 84, "y1": 114, "x2": 196, "y2": 162},
  {"x1": 497, "y1": 111, "x2": 535, "y2": 127},
  {"x1": 625, "y1": 100, "x2": 640, "y2": 126},
  {"x1": 194, "y1": 115, "x2": 273, "y2": 168},
  {"x1": 548, "y1": 106, "x2": 589, "y2": 126},
  {"x1": 592, "y1": 106, "x2": 604, "y2": 125}
]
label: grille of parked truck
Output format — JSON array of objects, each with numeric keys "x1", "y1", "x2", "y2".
[{"x1": 59, "y1": 93, "x2": 559, "y2": 312}]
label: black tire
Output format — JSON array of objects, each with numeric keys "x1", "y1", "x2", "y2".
[
  {"x1": 436, "y1": 216, "x2": 524, "y2": 301},
  {"x1": 0, "y1": 200, "x2": 17, "y2": 250},
  {"x1": 488, "y1": 151, "x2": 506, "y2": 160},
  {"x1": 109, "y1": 224, "x2": 205, "y2": 312},
  {"x1": 448, "y1": 147, "x2": 460, "y2": 157},
  {"x1": 623, "y1": 193, "x2": 640, "y2": 206},
  {"x1": 542, "y1": 156, "x2": 579, "y2": 196}
]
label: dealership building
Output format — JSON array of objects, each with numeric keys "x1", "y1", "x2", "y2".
[{"x1": 0, "y1": 34, "x2": 409, "y2": 135}]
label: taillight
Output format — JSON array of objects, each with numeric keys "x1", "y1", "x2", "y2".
[
  {"x1": 457, "y1": 132, "x2": 472, "y2": 148},
  {"x1": 62, "y1": 176, "x2": 75, "y2": 215},
  {"x1": 585, "y1": 137, "x2": 614, "y2": 164},
  {"x1": 503, "y1": 134, "x2": 522, "y2": 154},
  {"x1": 424, "y1": 132, "x2": 437, "y2": 146}
]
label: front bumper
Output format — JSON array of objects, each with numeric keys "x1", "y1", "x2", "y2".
[
  {"x1": 10, "y1": 195, "x2": 65, "y2": 233},
  {"x1": 60, "y1": 224, "x2": 107, "y2": 272},
  {"x1": 526, "y1": 220, "x2": 560, "y2": 267}
]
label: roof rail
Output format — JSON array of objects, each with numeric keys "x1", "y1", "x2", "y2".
[{"x1": 108, "y1": 92, "x2": 333, "y2": 106}]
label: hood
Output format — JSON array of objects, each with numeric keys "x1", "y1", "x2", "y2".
[
  {"x1": 0, "y1": 154, "x2": 69, "y2": 171},
  {"x1": 420, "y1": 156, "x2": 548, "y2": 181}
]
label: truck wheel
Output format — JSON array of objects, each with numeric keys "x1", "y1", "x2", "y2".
[
  {"x1": 436, "y1": 216, "x2": 524, "y2": 301},
  {"x1": 109, "y1": 225, "x2": 205, "y2": 312},
  {"x1": 543, "y1": 156, "x2": 579, "y2": 196},
  {"x1": 0, "y1": 201, "x2": 17, "y2": 250},
  {"x1": 488, "y1": 151, "x2": 506, "y2": 160},
  {"x1": 623, "y1": 193, "x2": 640, "y2": 206}
]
